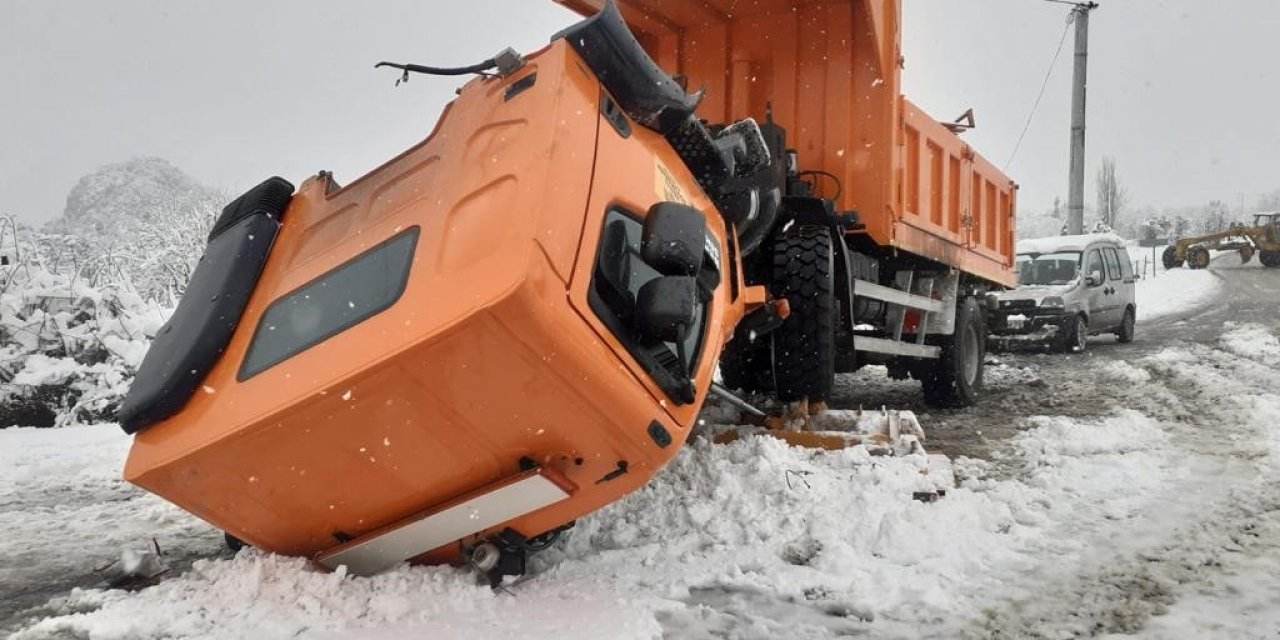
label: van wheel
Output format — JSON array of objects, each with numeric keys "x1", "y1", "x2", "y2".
[
  {"x1": 1116, "y1": 307, "x2": 1136, "y2": 343},
  {"x1": 922, "y1": 297, "x2": 985, "y2": 408},
  {"x1": 770, "y1": 225, "x2": 836, "y2": 403},
  {"x1": 1161, "y1": 246, "x2": 1184, "y2": 269},
  {"x1": 1057, "y1": 314, "x2": 1088, "y2": 353}
]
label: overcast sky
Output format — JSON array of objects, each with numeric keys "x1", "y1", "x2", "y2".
[{"x1": 3, "y1": 1, "x2": 1278, "y2": 225}]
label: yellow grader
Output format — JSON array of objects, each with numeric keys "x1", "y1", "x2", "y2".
[{"x1": 1163, "y1": 212, "x2": 1280, "y2": 269}]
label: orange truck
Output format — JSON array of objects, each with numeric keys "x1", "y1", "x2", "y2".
[
  {"x1": 556, "y1": 0, "x2": 1017, "y2": 409},
  {"x1": 118, "y1": 0, "x2": 1014, "y2": 583}
]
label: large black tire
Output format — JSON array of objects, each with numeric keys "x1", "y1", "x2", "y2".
[
  {"x1": 1186, "y1": 245, "x2": 1211, "y2": 270},
  {"x1": 718, "y1": 334, "x2": 774, "y2": 393},
  {"x1": 1116, "y1": 306, "x2": 1136, "y2": 343},
  {"x1": 770, "y1": 225, "x2": 836, "y2": 403},
  {"x1": 1056, "y1": 313, "x2": 1088, "y2": 354},
  {"x1": 1260, "y1": 250, "x2": 1280, "y2": 268},
  {"x1": 921, "y1": 297, "x2": 986, "y2": 408},
  {"x1": 1162, "y1": 246, "x2": 1184, "y2": 269}
]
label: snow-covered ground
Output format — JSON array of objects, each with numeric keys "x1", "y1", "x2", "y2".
[
  {"x1": 0, "y1": 408, "x2": 1189, "y2": 639},
  {"x1": 11, "y1": 257, "x2": 1280, "y2": 640},
  {"x1": 1127, "y1": 241, "x2": 1268, "y2": 323},
  {"x1": 1134, "y1": 268, "x2": 1219, "y2": 322}
]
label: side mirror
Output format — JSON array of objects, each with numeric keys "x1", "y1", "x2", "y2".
[
  {"x1": 1086, "y1": 271, "x2": 1103, "y2": 287},
  {"x1": 635, "y1": 276, "x2": 698, "y2": 343},
  {"x1": 642, "y1": 203, "x2": 706, "y2": 276}
]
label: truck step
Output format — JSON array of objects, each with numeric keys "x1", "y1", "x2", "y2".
[
  {"x1": 854, "y1": 336, "x2": 941, "y2": 359},
  {"x1": 316, "y1": 469, "x2": 574, "y2": 576},
  {"x1": 854, "y1": 279, "x2": 947, "y2": 314}
]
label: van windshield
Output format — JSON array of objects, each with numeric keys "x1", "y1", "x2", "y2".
[{"x1": 1016, "y1": 251, "x2": 1081, "y2": 286}]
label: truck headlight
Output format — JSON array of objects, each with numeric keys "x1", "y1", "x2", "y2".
[{"x1": 1040, "y1": 296, "x2": 1065, "y2": 309}]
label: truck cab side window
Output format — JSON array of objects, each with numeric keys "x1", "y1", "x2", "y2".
[{"x1": 589, "y1": 209, "x2": 710, "y2": 404}]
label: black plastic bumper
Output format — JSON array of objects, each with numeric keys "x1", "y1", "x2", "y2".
[{"x1": 118, "y1": 177, "x2": 293, "y2": 434}]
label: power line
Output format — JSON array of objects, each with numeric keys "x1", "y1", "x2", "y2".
[{"x1": 1003, "y1": 17, "x2": 1073, "y2": 172}]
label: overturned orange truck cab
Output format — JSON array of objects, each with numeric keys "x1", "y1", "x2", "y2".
[{"x1": 119, "y1": 5, "x2": 778, "y2": 580}]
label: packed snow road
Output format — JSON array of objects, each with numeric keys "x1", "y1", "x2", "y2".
[{"x1": 3, "y1": 262, "x2": 1278, "y2": 639}]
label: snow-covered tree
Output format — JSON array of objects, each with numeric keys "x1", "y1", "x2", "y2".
[
  {"x1": 42, "y1": 157, "x2": 225, "y2": 304},
  {"x1": 1095, "y1": 157, "x2": 1128, "y2": 230},
  {"x1": 1, "y1": 157, "x2": 225, "y2": 428}
]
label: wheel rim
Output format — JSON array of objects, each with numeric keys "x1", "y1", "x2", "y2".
[
  {"x1": 961, "y1": 323, "x2": 980, "y2": 385},
  {"x1": 1075, "y1": 317, "x2": 1087, "y2": 351}
]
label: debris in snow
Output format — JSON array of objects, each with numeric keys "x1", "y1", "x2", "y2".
[{"x1": 97, "y1": 547, "x2": 169, "y2": 589}]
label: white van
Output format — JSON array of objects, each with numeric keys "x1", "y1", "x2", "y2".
[{"x1": 988, "y1": 233, "x2": 1137, "y2": 352}]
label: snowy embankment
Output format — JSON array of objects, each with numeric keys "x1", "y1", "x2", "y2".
[
  {"x1": 1134, "y1": 268, "x2": 1218, "y2": 322},
  {"x1": 4, "y1": 408, "x2": 1177, "y2": 638}
]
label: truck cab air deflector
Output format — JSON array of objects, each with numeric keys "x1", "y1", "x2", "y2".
[
  {"x1": 557, "y1": 2, "x2": 781, "y2": 256},
  {"x1": 118, "y1": 178, "x2": 293, "y2": 434},
  {"x1": 554, "y1": 0, "x2": 701, "y2": 135}
]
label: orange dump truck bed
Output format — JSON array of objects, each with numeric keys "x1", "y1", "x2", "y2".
[{"x1": 558, "y1": 0, "x2": 1017, "y2": 287}]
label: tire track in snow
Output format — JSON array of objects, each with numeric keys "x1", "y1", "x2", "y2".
[{"x1": 965, "y1": 325, "x2": 1280, "y2": 638}]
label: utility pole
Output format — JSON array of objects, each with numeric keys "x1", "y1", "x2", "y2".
[{"x1": 1052, "y1": 0, "x2": 1099, "y2": 235}]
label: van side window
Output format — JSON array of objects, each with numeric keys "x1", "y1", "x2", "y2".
[
  {"x1": 1119, "y1": 250, "x2": 1135, "y2": 281},
  {"x1": 1084, "y1": 249, "x2": 1104, "y2": 282},
  {"x1": 1102, "y1": 248, "x2": 1122, "y2": 282}
]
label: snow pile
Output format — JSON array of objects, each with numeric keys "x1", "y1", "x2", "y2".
[
  {"x1": 1097, "y1": 360, "x2": 1153, "y2": 384},
  {"x1": 0, "y1": 265, "x2": 164, "y2": 428},
  {"x1": 1220, "y1": 322, "x2": 1280, "y2": 366},
  {"x1": 1135, "y1": 268, "x2": 1218, "y2": 322},
  {"x1": 1016, "y1": 410, "x2": 1167, "y2": 463},
  {"x1": 14, "y1": 555, "x2": 497, "y2": 640},
  {"x1": 7, "y1": 408, "x2": 1176, "y2": 639}
]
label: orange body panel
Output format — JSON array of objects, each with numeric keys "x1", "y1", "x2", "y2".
[
  {"x1": 557, "y1": 0, "x2": 1017, "y2": 287},
  {"x1": 125, "y1": 41, "x2": 747, "y2": 560}
]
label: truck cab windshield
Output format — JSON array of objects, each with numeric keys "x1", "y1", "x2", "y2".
[{"x1": 1017, "y1": 251, "x2": 1081, "y2": 286}]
